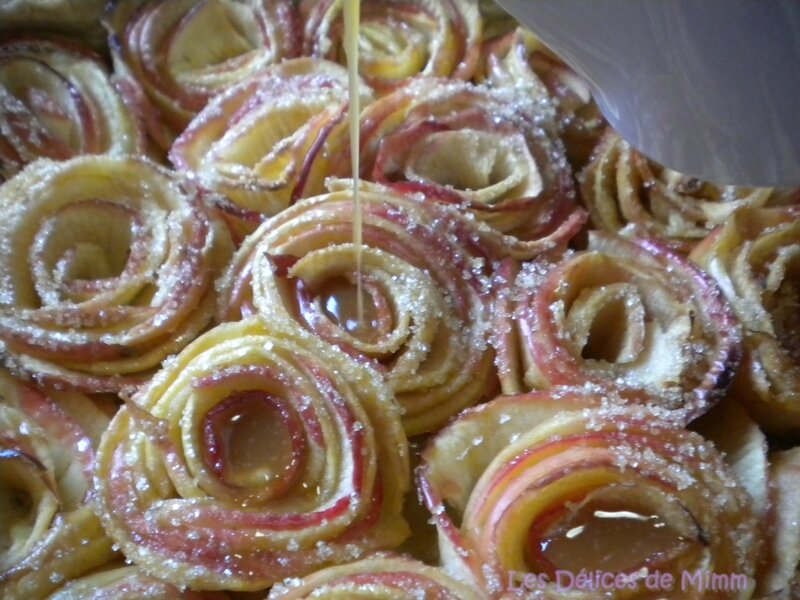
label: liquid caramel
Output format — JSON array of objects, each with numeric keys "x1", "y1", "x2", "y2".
[
  {"x1": 343, "y1": 0, "x2": 365, "y2": 326},
  {"x1": 319, "y1": 276, "x2": 380, "y2": 339},
  {"x1": 532, "y1": 506, "x2": 700, "y2": 575},
  {"x1": 212, "y1": 395, "x2": 297, "y2": 488}
]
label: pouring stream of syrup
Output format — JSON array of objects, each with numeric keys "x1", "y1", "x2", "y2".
[{"x1": 343, "y1": 0, "x2": 364, "y2": 326}]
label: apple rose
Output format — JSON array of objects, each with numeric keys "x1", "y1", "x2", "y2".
[
  {"x1": 0, "y1": 155, "x2": 233, "y2": 393},
  {"x1": 694, "y1": 415, "x2": 800, "y2": 596},
  {"x1": 477, "y1": 27, "x2": 605, "y2": 169},
  {"x1": 268, "y1": 553, "x2": 484, "y2": 599},
  {"x1": 418, "y1": 389, "x2": 759, "y2": 599},
  {"x1": 322, "y1": 77, "x2": 584, "y2": 259},
  {"x1": 0, "y1": 369, "x2": 116, "y2": 600},
  {"x1": 106, "y1": 0, "x2": 300, "y2": 149},
  {"x1": 47, "y1": 566, "x2": 229, "y2": 600},
  {"x1": 216, "y1": 183, "x2": 500, "y2": 435},
  {"x1": 756, "y1": 448, "x2": 800, "y2": 597},
  {"x1": 580, "y1": 131, "x2": 788, "y2": 253},
  {"x1": 170, "y1": 58, "x2": 372, "y2": 240},
  {"x1": 691, "y1": 400, "x2": 769, "y2": 528},
  {"x1": 691, "y1": 205, "x2": 800, "y2": 434},
  {"x1": 494, "y1": 232, "x2": 741, "y2": 421},
  {"x1": 300, "y1": 0, "x2": 481, "y2": 94},
  {"x1": 0, "y1": 37, "x2": 143, "y2": 181},
  {"x1": 93, "y1": 318, "x2": 410, "y2": 591}
]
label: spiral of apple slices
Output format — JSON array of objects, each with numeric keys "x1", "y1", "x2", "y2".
[
  {"x1": 690, "y1": 205, "x2": 800, "y2": 434},
  {"x1": 418, "y1": 389, "x2": 759, "y2": 599},
  {"x1": 107, "y1": 0, "x2": 300, "y2": 150},
  {"x1": 0, "y1": 155, "x2": 233, "y2": 393},
  {"x1": 217, "y1": 183, "x2": 501, "y2": 436},
  {"x1": 47, "y1": 566, "x2": 229, "y2": 600},
  {"x1": 696, "y1": 403, "x2": 800, "y2": 598},
  {"x1": 494, "y1": 231, "x2": 741, "y2": 421},
  {"x1": 477, "y1": 27, "x2": 605, "y2": 169},
  {"x1": 322, "y1": 77, "x2": 584, "y2": 260},
  {"x1": 755, "y1": 448, "x2": 800, "y2": 597},
  {"x1": 268, "y1": 553, "x2": 484, "y2": 599},
  {"x1": 580, "y1": 132, "x2": 788, "y2": 253},
  {"x1": 0, "y1": 37, "x2": 143, "y2": 181},
  {"x1": 0, "y1": 369, "x2": 116, "y2": 600},
  {"x1": 94, "y1": 317, "x2": 410, "y2": 592},
  {"x1": 300, "y1": 0, "x2": 481, "y2": 93},
  {"x1": 170, "y1": 59, "x2": 372, "y2": 240}
]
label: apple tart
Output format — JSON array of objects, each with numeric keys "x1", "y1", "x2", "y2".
[{"x1": 0, "y1": 1, "x2": 796, "y2": 598}]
